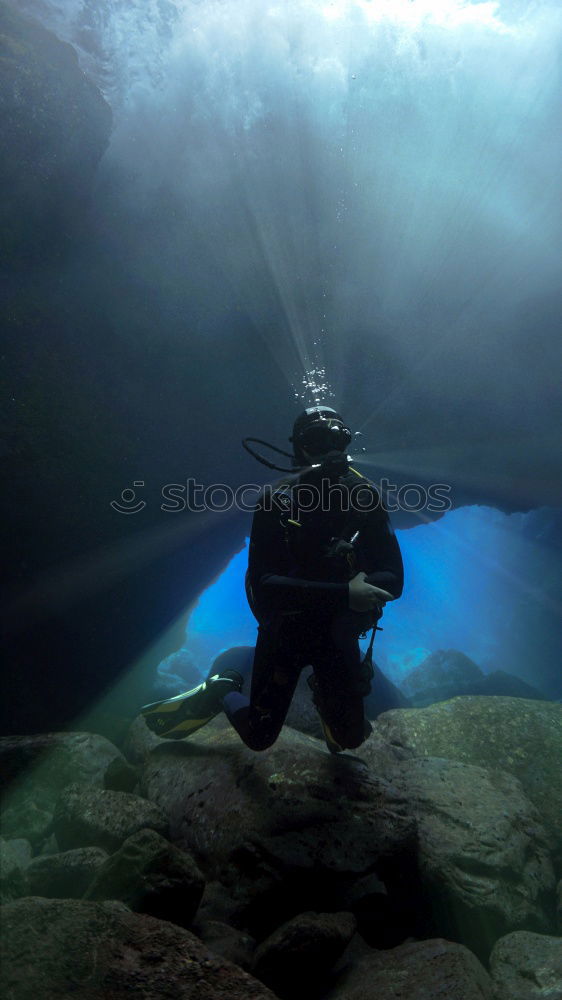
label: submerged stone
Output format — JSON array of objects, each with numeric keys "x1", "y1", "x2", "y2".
[
  {"x1": 252, "y1": 910, "x2": 357, "y2": 997},
  {"x1": 386, "y1": 755, "x2": 555, "y2": 958},
  {"x1": 489, "y1": 930, "x2": 562, "y2": 1000},
  {"x1": 53, "y1": 783, "x2": 168, "y2": 852},
  {"x1": 25, "y1": 846, "x2": 108, "y2": 898},
  {"x1": 323, "y1": 937, "x2": 493, "y2": 1000},
  {"x1": 0, "y1": 732, "x2": 130, "y2": 845},
  {"x1": 372, "y1": 697, "x2": 562, "y2": 867},
  {"x1": 85, "y1": 827, "x2": 204, "y2": 928},
  {"x1": 0, "y1": 897, "x2": 278, "y2": 1000}
]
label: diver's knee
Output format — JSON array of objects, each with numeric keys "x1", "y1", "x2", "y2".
[
  {"x1": 344, "y1": 719, "x2": 372, "y2": 750},
  {"x1": 343, "y1": 734, "x2": 366, "y2": 750},
  {"x1": 332, "y1": 719, "x2": 371, "y2": 751}
]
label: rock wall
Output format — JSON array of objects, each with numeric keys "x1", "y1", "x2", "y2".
[{"x1": 0, "y1": 2, "x2": 111, "y2": 267}]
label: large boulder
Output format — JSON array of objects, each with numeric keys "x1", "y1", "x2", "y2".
[
  {"x1": 381, "y1": 756, "x2": 555, "y2": 958},
  {"x1": 0, "y1": 732, "x2": 130, "y2": 846},
  {"x1": 139, "y1": 720, "x2": 417, "y2": 935},
  {"x1": 85, "y1": 828, "x2": 205, "y2": 928},
  {"x1": 489, "y1": 930, "x2": 562, "y2": 1000},
  {"x1": 192, "y1": 919, "x2": 256, "y2": 971},
  {"x1": 400, "y1": 650, "x2": 545, "y2": 706},
  {"x1": 0, "y1": 731, "x2": 128, "y2": 791},
  {"x1": 0, "y1": 897, "x2": 278, "y2": 1000},
  {"x1": 324, "y1": 937, "x2": 493, "y2": 999},
  {"x1": 401, "y1": 650, "x2": 485, "y2": 704},
  {"x1": 372, "y1": 697, "x2": 562, "y2": 868},
  {"x1": 141, "y1": 720, "x2": 415, "y2": 873},
  {"x1": 252, "y1": 911, "x2": 357, "y2": 998},
  {"x1": 53, "y1": 783, "x2": 168, "y2": 852},
  {"x1": 335, "y1": 871, "x2": 401, "y2": 949},
  {"x1": 0, "y1": 2, "x2": 111, "y2": 267},
  {"x1": 123, "y1": 714, "x2": 167, "y2": 766},
  {"x1": 25, "y1": 846, "x2": 108, "y2": 898}
]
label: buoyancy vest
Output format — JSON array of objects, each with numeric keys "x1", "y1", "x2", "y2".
[{"x1": 273, "y1": 466, "x2": 377, "y2": 583}]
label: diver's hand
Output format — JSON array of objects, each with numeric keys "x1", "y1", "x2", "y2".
[{"x1": 348, "y1": 572, "x2": 394, "y2": 612}]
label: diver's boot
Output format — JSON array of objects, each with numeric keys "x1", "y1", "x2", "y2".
[{"x1": 141, "y1": 669, "x2": 243, "y2": 740}]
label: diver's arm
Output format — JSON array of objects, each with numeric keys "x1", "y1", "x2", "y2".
[{"x1": 260, "y1": 574, "x2": 348, "y2": 614}]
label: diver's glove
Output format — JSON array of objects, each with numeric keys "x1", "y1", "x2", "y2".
[
  {"x1": 348, "y1": 571, "x2": 393, "y2": 612},
  {"x1": 141, "y1": 669, "x2": 243, "y2": 740}
]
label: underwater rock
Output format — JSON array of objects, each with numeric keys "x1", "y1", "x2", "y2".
[
  {"x1": 387, "y1": 756, "x2": 555, "y2": 958},
  {"x1": 0, "y1": 732, "x2": 131, "y2": 845},
  {"x1": 84, "y1": 827, "x2": 204, "y2": 928},
  {"x1": 479, "y1": 670, "x2": 547, "y2": 700},
  {"x1": 0, "y1": 731, "x2": 129, "y2": 791},
  {"x1": 192, "y1": 919, "x2": 256, "y2": 971},
  {"x1": 0, "y1": 837, "x2": 32, "y2": 903},
  {"x1": 372, "y1": 697, "x2": 562, "y2": 868},
  {"x1": 35, "y1": 833, "x2": 59, "y2": 857},
  {"x1": 401, "y1": 650, "x2": 485, "y2": 704},
  {"x1": 25, "y1": 846, "x2": 108, "y2": 898},
  {"x1": 152, "y1": 648, "x2": 203, "y2": 702},
  {"x1": 335, "y1": 872, "x2": 406, "y2": 950},
  {"x1": 355, "y1": 726, "x2": 416, "y2": 770},
  {"x1": 323, "y1": 937, "x2": 493, "y2": 1000},
  {"x1": 0, "y1": 897, "x2": 278, "y2": 1000},
  {"x1": 400, "y1": 650, "x2": 545, "y2": 707},
  {"x1": 103, "y1": 755, "x2": 139, "y2": 793},
  {"x1": 402, "y1": 650, "x2": 547, "y2": 708},
  {"x1": 0, "y1": 798, "x2": 53, "y2": 847},
  {"x1": 364, "y1": 662, "x2": 412, "y2": 718},
  {"x1": 123, "y1": 713, "x2": 187, "y2": 766},
  {"x1": 53, "y1": 783, "x2": 168, "y2": 853},
  {"x1": 140, "y1": 719, "x2": 415, "y2": 868},
  {"x1": 139, "y1": 720, "x2": 416, "y2": 931},
  {"x1": 252, "y1": 911, "x2": 357, "y2": 998},
  {"x1": 0, "y1": 2, "x2": 111, "y2": 267},
  {"x1": 489, "y1": 930, "x2": 562, "y2": 1000}
]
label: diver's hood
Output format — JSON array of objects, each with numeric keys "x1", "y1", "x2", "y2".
[{"x1": 290, "y1": 406, "x2": 352, "y2": 464}]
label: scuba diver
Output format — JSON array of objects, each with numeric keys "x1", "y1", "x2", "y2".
[{"x1": 142, "y1": 406, "x2": 404, "y2": 753}]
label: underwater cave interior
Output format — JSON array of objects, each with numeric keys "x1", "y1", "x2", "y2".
[{"x1": 1, "y1": 3, "x2": 562, "y2": 996}]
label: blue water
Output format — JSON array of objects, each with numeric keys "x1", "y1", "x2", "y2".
[{"x1": 161, "y1": 503, "x2": 560, "y2": 694}]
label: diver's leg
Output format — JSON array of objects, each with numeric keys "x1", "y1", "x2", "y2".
[
  {"x1": 311, "y1": 629, "x2": 370, "y2": 752},
  {"x1": 222, "y1": 620, "x2": 304, "y2": 751},
  {"x1": 142, "y1": 625, "x2": 302, "y2": 749}
]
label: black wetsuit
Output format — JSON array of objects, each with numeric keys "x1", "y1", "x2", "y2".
[{"x1": 220, "y1": 467, "x2": 404, "y2": 751}]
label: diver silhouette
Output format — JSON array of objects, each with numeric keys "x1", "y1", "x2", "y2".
[{"x1": 142, "y1": 406, "x2": 404, "y2": 753}]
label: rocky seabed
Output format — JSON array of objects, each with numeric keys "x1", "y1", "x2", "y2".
[{"x1": 1, "y1": 697, "x2": 561, "y2": 999}]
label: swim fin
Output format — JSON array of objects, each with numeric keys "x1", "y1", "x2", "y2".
[{"x1": 141, "y1": 670, "x2": 243, "y2": 740}]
